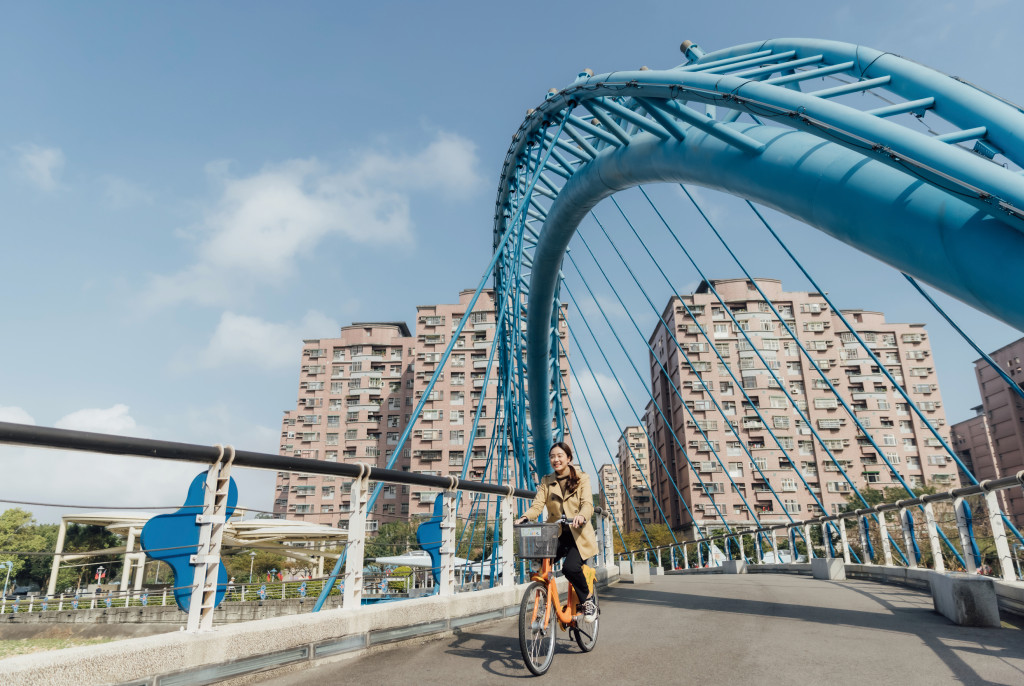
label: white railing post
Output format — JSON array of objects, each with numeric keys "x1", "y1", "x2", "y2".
[
  {"x1": 838, "y1": 519, "x2": 851, "y2": 564},
  {"x1": 953, "y1": 497, "x2": 978, "y2": 574},
  {"x1": 343, "y1": 465, "x2": 370, "y2": 609},
  {"x1": 770, "y1": 529, "x2": 778, "y2": 563},
  {"x1": 656, "y1": 548, "x2": 662, "y2": 570},
  {"x1": 186, "y1": 445, "x2": 234, "y2": 633},
  {"x1": 755, "y1": 532, "x2": 762, "y2": 563},
  {"x1": 899, "y1": 507, "x2": 917, "y2": 569},
  {"x1": 983, "y1": 489, "x2": 1015, "y2": 581},
  {"x1": 46, "y1": 520, "x2": 67, "y2": 598},
  {"x1": 119, "y1": 527, "x2": 137, "y2": 593},
  {"x1": 438, "y1": 482, "x2": 457, "y2": 597},
  {"x1": 822, "y1": 522, "x2": 833, "y2": 560},
  {"x1": 803, "y1": 524, "x2": 814, "y2": 560},
  {"x1": 500, "y1": 491, "x2": 514, "y2": 588},
  {"x1": 878, "y1": 513, "x2": 893, "y2": 567},
  {"x1": 922, "y1": 502, "x2": 945, "y2": 572},
  {"x1": 683, "y1": 544, "x2": 689, "y2": 569},
  {"x1": 861, "y1": 516, "x2": 875, "y2": 565},
  {"x1": 670, "y1": 546, "x2": 676, "y2": 570}
]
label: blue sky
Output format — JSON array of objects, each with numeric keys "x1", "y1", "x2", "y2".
[{"x1": 0, "y1": 1, "x2": 1021, "y2": 522}]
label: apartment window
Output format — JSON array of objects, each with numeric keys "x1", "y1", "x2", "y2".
[
  {"x1": 727, "y1": 441, "x2": 742, "y2": 456},
  {"x1": 864, "y1": 471, "x2": 881, "y2": 483},
  {"x1": 450, "y1": 430, "x2": 465, "y2": 445},
  {"x1": 782, "y1": 500, "x2": 801, "y2": 513},
  {"x1": 772, "y1": 415, "x2": 790, "y2": 429},
  {"x1": 720, "y1": 381, "x2": 733, "y2": 395},
  {"x1": 344, "y1": 429, "x2": 357, "y2": 440},
  {"x1": 450, "y1": 410, "x2": 464, "y2": 425}
]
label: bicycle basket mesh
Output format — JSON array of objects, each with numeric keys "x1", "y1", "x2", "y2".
[{"x1": 515, "y1": 523, "x2": 560, "y2": 559}]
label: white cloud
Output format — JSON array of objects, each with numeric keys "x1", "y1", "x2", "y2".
[
  {"x1": 0, "y1": 406, "x2": 35, "y2": 424},
  {"x1": 198, "y1": 310, "x2": 340, "y2": 370},
  {"x1": 0, "y1": 403, "x2": 279, "y2": 525},
  {"x1": 55, "y1": 404, "x2": 144, "y2": 436},
  {"x1": 143, "y1": 131, "x2": 481, "y2": 309},
  {"x1": 16, "y1": 144, "x2": 65, "y2": 191},
  {"x1": 101, "y1": 175, "x2": 154, "y2": 209}
]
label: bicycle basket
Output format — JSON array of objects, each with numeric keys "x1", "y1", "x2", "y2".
[{"x1": 515, "y1": 522, "x2": 561, "y2": 559}]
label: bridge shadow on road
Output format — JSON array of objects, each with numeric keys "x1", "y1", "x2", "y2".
[
  {"x1": 608, "y1": 576, "x2": 1023, "y2": 686},
  {"x1": 443, "y1": 628, "x2": 531, "y2": 679}
]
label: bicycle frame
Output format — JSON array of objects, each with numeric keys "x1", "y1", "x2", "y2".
[{"x1": 528, "y1": 558, "x2": 579, "y2": 631}]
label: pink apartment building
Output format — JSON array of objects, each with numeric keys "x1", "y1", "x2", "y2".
[
  {"x1": 597, "y1": 463, "x2": 623, "y2": 531},
  {"x1": 950, "y1": 337, "x2": 1024, "y2": 528},
  {"x1": 616, "y1": 426, "x2": 655, "y2": 533},
  {"x1": 274, "y1": 289, "x2": 571, "y2": 534},
  {"x1": 644, "y1": 278, "x2": 952, "y2": 537}
]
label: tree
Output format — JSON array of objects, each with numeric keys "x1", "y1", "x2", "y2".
[
  {"x1": 365, "y1": 520, "x2": 420, "y2": 560},
  {"x1": 222, "y1": 549, "x2": 289, "y2": 582}
]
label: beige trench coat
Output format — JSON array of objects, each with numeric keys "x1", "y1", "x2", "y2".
[{"x1": 522, "y1": 469, "x2": 599, "y2": 559}]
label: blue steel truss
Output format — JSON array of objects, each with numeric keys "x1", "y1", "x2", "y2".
[{"x1": 491, "y1": 37, "x2": 1024, "y2": 479}]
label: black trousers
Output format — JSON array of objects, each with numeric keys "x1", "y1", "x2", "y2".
[{"x1": 556, "y1": 528, "x2": 590, "y2": 604}]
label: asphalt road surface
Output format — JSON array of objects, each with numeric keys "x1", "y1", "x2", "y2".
[{"x1": 259, "y1": 573, "x2": 1024, "y2": 685}]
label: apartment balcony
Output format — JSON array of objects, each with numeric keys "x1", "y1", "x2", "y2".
[
  {"x1": 849, "y1": 374, "x2": 885, "y2": 384},
  {"x1": 473, "y1": 360, "x2": 489, "y2": 369}
]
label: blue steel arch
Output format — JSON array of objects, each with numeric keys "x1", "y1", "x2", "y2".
[{"x1": 491, "y1": 37, "x2": 1024, "y2": 478}]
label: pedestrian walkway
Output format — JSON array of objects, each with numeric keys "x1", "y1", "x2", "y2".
[{"x1": 257, "y1": 574, "x2": 1023, "y2": 685}]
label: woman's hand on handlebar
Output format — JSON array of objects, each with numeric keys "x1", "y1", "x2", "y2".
[
  {"x1": 571, "y1": 514, "x2": 586, "y2": 528},
  {"x1": 516, "y1": 516, "x2": 529, "y2": 524}
]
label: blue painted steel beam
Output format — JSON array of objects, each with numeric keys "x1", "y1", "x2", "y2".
[{"x1": 525, "y1": 126, "x2": 1024, "y2": 468}]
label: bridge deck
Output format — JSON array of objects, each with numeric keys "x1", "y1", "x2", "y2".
[{"x1": 259, "y1": 574, "x2": 1023, "y2": 685}]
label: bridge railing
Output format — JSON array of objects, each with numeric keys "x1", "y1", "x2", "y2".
[
  {"x1": 617, "y1": 474, "x2": 1024, "y2": 581},
  {"x1": 0, "y1": 420, "x2": 618, "y2": 631}
]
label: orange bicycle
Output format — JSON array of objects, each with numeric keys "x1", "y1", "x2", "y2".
[{"x1": 515, "y1": 517, "x2": 600, "y2": 676}]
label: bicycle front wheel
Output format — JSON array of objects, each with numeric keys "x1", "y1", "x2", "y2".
[
  {"x1": 573, "y1": 588, "x2": 599, "y2": 652},
  {"x1": 519, "y1": 581, "x2": 556, "y2": 675}
]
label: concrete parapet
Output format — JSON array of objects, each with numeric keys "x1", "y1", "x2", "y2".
[
  {"x1": 621, "y1": 563, "x2": 651, "y2": 584},
  {"x1": 652, "y1": 567, "x2": 665, "y2": 576},
  {"x1": 930, "y1": 573, "x2": 1001, "y2": 628},
  {"x1": 721, "y1": 560, "x2": 747, "y2": 574},
  {"x1": 0, "y1": 570, "x2": 620, "y2": 686},
  {"x1": 811, "y1": 558, "x2": 846, "y2": 581}
]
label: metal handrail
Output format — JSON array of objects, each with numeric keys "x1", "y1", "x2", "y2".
[{"x1": 0, "y1": 421, "x2": 536, "y2": 500}]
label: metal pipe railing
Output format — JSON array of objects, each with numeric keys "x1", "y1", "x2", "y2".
[{"x1": 0, "y1": 421, "x2": 536, "y2": 500}]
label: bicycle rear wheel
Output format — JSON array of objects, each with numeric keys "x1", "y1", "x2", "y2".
[
  {"x1": 519, "y1": 581, "x2": 556, "y2": 675},
  {"x1": 573, "y1": 588, "x2": 599, "y2": 652}
]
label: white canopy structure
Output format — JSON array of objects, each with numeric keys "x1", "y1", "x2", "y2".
[{"x1": 46, "y1": 511, "x2": 347, "y2": 597}]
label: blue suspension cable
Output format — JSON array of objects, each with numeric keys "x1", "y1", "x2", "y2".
[
  {"x1": 573, "y1": 226, "x2": 802, "y2": 537},
  {"x1": 558, "y1": 374, "x2": 630, "y2": 553},
  {"x1": 740, "y1": 198, "x2": 967, "y2": 568},
  {"x1": 668, "y1": 185, "x2": 909, "y2": 563},
  {"x1": 900, "y1": 276, "x2": 1024, "y2": 547},
  {"x1": 562, "y1": 321, "x2": 683, "y2": 544},
  {"x1": 558, "y1": 336, "x2": 656, "y2": 550},
  {"x1": 564, "y1": 252, "x2": 764, "y2": 530}
]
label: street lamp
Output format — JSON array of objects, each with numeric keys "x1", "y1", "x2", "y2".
[
  {"x1": 2, "y1": 560, "x2": 13, "y2": 613},
  {"x1": 248, "y1": 551, "x2": 256, "y2": 583},
  {"x1": 96, "y1": 566, "x2": 106, "y2": 590}
]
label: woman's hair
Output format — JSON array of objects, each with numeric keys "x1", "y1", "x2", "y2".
[{"x1": 550, "y1": 442, "x2": 580, "y2": 494}]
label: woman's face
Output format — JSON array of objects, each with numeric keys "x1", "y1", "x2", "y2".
[{"x1": 549, "y1": 446, "x2": 571, "y2": 476}]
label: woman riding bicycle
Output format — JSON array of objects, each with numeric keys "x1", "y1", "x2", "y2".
[{"x1": 517, "y1": 441, "x2": 598, "y2": 622}]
